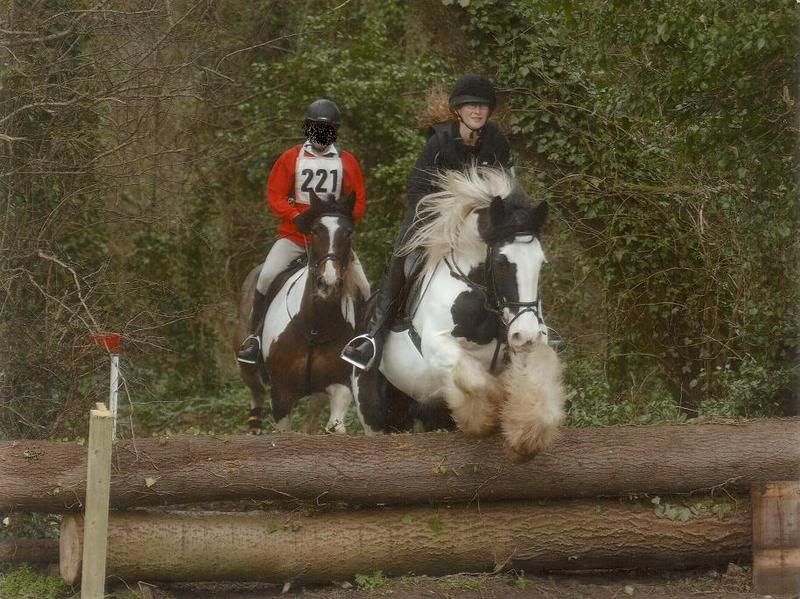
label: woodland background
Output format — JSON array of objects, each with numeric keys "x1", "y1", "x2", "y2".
[{"x1": 1, "y1": 0, "x2": 798, "y2": 441}]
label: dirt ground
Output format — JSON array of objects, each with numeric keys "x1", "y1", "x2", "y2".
[{"x1": 120, "y1": 564, "x2": 794, "y2": 599}]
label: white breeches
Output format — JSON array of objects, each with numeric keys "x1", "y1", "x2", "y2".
[
  {"x1": 256, "y1": 238, "x2": 306, "y2": 295},
  {"x1": 256, "y1": 237, "x2": 369, "y2": 301}
]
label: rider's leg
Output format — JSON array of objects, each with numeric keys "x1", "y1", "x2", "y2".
[
  {"x1": 342, "y1": 211, "x2": 417, "y2": 370},
  {"x1": 341, "y1": 249, "x2": 407, "y2": 370},
  {"x1": 237, "y1": 238, "x2": 305, "y2": 364}
]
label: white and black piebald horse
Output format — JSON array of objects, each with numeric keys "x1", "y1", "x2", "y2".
[
  {"x1": 236, "y1": 191, "x2": 369, "y2": 434},
  {"x1": 353, "y1": 167, "x2": 564, "y2": 460}
]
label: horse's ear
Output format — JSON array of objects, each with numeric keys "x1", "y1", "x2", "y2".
[
  {"x1": 530, "y1": 200, "x2": 549, "y2": 233},
  {"x1": 489, "y1": 195, "x2": 506, "y2": 225},
  {"x1": 309, "y1": 190, "x2": 323, "y2": 210}
]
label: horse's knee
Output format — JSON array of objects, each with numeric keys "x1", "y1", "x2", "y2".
[{"x1": 439, "y1": 356, "x2": 501, "y2": 436}]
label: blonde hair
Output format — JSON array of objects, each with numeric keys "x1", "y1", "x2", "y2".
[{"x1": 416, "y1": 83, "x2": 455, "y2": 131}]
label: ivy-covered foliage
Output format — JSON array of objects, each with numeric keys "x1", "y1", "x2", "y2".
[
  {"x1": 1, "y1": 0, "x2": 796, "y2": 439},
  {"x1": 223, "y1": 1, "x2": 448, "y2": 282},
  {"x1": 445, "y1": 0, "x2": 798, "y2": 412}
]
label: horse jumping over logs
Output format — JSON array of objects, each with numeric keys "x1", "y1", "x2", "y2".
[
  {"x1": 236, "y1": 191, "x2": 368, "y2": 434},
  {"x1": 352, "y1": 167, "x2": 565, "y2": 460}
]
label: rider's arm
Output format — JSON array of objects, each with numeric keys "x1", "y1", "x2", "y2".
[
  {"x1": 342, "y1": 152, "x2": 367, "y2": 223},
  {"x1": 265, "y1": 146, "x2": 302, "y2": 222},
  {"x1": 483, "y1": 123, "x2": 514, "y2": 176},
  {"x1": 407, "y1": 134, "x2": 441, "y2": 210}
]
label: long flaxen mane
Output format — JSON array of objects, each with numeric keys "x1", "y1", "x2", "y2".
[{"x1": 396, "y1": 166, "x2": 515, "y2": 269}]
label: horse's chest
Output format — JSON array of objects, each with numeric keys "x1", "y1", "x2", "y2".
[
  {"x1": 267, "y1": 322, "x2": 351, "y2": 388},
  {"x1": 450, "y1": 289, "x2": 498, "y2": 345}
]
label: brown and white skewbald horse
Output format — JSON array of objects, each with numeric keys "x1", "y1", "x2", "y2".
[{"x1": 235, "y1": 191, "x2": 369, "y2": 433}]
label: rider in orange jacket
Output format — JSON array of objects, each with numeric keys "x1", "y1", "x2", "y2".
[{"x1": 237, "y1": 98, "x2": 367, "y2": 364}]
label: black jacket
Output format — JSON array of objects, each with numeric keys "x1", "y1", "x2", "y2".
[{"x1": 407, "y1": 120, "x2": 513, "y2": 209}]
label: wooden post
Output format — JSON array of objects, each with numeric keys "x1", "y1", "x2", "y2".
[
  {"x1": 77, "y1": 403, "x2": 113, "y2": 598},
  {"x1": 752, "y1": 481, "x2": 800, "y2": 595}
]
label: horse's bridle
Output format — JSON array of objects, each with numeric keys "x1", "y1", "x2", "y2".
[
  {"x1": 287, "y1": 213, "x2": 354, "y2": 395},
  {"x1": 485, "y1": 240, "x2": 542, "y2": 330},
  {"x1": 306, "y1": 213, "x2": 352, "y2": 284},
  {"x1": 445, "y1": 234, "x2": 543, "y2": 370},
  {"x1": 309, "y1": 252, "x2": 349, "y2": 278}
]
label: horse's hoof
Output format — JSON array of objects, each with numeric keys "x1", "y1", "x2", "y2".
[
  {"x1": 503, "y1": 442, "x2": 539, "y2": 463},
  {"x1": 459, "y1": 421, "x2": 499, "y2": 437},
  {"x1": 247, "y1": 424, "x2": 263, "y2": 435},
  {"x1": 502, "y1": 424, "x2": 559, "y2": 462}
]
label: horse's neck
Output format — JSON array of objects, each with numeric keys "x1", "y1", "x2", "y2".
[{"x1": 446, "y1": 236, "x2": 487, "y2": 275}]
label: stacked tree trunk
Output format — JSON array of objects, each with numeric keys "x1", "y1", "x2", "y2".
[{"x1": 1, "y1": 418, "x2": 797, "y2": 583}]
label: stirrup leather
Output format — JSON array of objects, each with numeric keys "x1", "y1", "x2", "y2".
[{"x1": 340, "y1": 334, "x2": 377, "y2": 371}]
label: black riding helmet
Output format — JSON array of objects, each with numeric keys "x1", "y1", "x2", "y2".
[
  {"x1": 304, "y1": 98, "x2": 341, "y2": 127},
  {"x1": 449, "y1": 74, "x2": 497, "y2": 111}
]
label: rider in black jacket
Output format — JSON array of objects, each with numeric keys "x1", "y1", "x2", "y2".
[{"x1": 342, "y1": 74, "x2": 514, "y2": 370}]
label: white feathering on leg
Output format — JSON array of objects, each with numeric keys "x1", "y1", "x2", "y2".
[{"x1": 499, "y1": 343, "x2": 565, "y2": 459}]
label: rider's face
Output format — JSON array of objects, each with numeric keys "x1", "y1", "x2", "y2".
[{"x1": 456, "y1": 103, "x2": 490, "y2": 130}]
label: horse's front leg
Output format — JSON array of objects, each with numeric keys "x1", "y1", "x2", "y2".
[
  {"x1": 239, "y1": 363, "x2": 267, "y2": 434},
  {"x1": 499, "y1": 343, "x2": 565, "y2": 461},
  {"x1": 427, "y1": 336, "x2": 502, "y2": 436},
  {"x1": 270, "y1": 385, "x2": 295, "y2": 432},
  {"x1": 324, "y1": 383, "x2": 353, "y2": 434}
]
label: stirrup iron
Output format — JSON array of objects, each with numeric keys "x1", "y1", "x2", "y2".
[
  {"x1": 237, "y1": 334, "x2": 261, "y2": 365},
  {"x1": 340, "y1": 334, "x2": 377, "y2": 371}
]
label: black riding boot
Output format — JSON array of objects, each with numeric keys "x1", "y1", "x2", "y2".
[
  {"x1": 341, "y1": 255, "x2": 407, "y2": 370},
  {"x1": 237, "y1": 290, "x2": 269, "y2": 365}
]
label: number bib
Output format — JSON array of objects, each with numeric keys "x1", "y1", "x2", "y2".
[{"x1": 294, "y1": 143, "x2": 344, "y2": 205}]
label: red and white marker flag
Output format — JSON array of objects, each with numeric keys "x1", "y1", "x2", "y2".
[{"x1": 90, "y1": 333, "x2": 122, "y2": 439}]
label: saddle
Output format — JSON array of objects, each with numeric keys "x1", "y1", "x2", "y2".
[
  {"x1": 264, "y1": 254, "x2": 308, "y2": 315},
  {"x1": 387, "y1": 251, "x2": 427, "y2": 353}
]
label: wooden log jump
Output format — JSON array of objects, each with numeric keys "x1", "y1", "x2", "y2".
[
  {"x1": 60, "y1": 496, "x2": 750, "y2": 584},
  {"x1": 2, "y1": 418, "x2": 798, "y2": 512},
  {"x1": 0, "y1": 539, "x2": 59, "y2": 563}
]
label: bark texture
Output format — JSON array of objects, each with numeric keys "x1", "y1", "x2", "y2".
[
  {"x1": 2, "y1": 418, "x2": 798, "y2": 512},
  {"x1": 0, "y1": 539, "x2": 59, "y2": 563},
  {"x1": 60, "y1": 497, "x2": 751, "y2": 584}
]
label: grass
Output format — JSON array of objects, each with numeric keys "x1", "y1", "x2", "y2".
[
  {"x1": 0, "y1": 565, "x2": 70, "y2": 599},
  {"x1": 118, "y1": 381, "x2": 365, "y2": 437},
  {"x1": 355, "y1": 570, "x2": 386, "y2": 590}
]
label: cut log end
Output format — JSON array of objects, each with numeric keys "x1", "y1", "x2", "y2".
[{"x1": 59, "y1": 514, "x2": 83, "y2": 585}]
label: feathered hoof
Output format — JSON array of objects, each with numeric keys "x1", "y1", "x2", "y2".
[
  {"x1": 457, "y1": 415, "x2": 499, "y2": 438},
  {"x1": 247, "y1": 425, "x2": 263, "y2": 435},
  {"x1": 503, "y1": 443, "x2": 538, "y2": 464},
  {"x1": 501, "y1": 421, "x2": 559, "y2": 462}
]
